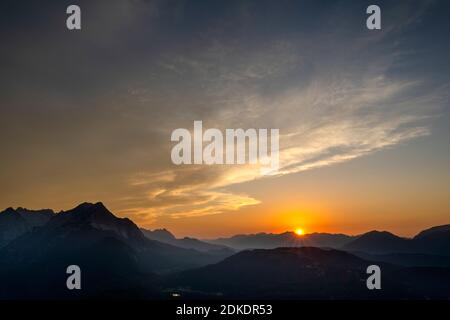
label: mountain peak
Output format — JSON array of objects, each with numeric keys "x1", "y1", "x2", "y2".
[
  {"x1": 63, "y1": 202, "x2": 115, "y2": 220},
  {"x1": 414, "y1": 225, "x2": 450, "y2": 239},
  {"x1": 362, "y1": 230, "x2": 400, "y2": 239},
  {"x1": 141, "y1": 228, "x2": 176, "y2": 242},
  {"x1": 47, "y1": 202, "x2": 145, "y2": 242},
  {"x1": 343, "y1": 230, "x2": 410, "y2": 254},
  {"x1": 0, "y1": 207, "x2": 18, "y2": 216},
  {"x1": 73, "y1": 201, "x2": 108, "y2": 211}
]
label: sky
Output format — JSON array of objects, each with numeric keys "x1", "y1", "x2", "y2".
[{"x1": 1, "y1": 0, "x2": 450, "y2": 238}]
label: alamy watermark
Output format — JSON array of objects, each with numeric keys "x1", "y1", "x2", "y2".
[
  {"x1": 171, "y1": 121, "x2": 279, "y2": 174},
  {"x1": 66, "y1": 5, "x2": 81, "y2": 30},
  {"x1": 65, "y1": 4, "x2": 379, "y2": 32},
  {"x1": 366, "y1": 265, "x2": 381, "y2": 290},
  {"x1": 366, "y1": 5, "x2": 381, "y2": 30},
  {"x1": 66, "y1": 265, "x2": 81, "y2": 290}
]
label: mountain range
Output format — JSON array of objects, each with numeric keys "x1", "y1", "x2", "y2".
[
  {"x1": 0, "y1": 203, "x2": 229, "y2": 299},
  {"x1": 207, "y1": 231, "x2": 355, "y2": 250},
  {"x1": 207, "y1": 226, "x2": 450, "y2": 258},
  {"x1": 0, "y1": 202, "x2": 449, "y2": 299},
  {"x1": 342, "y1": 228, "x2": 450, "y2": 256}
]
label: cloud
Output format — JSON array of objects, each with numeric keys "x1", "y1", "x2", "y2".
[
  {"x1": 115, "y1": 1, "x2": 450, "y2": 223},
  {"x1": 1, "y1": 0, "x2": 448, "y2": 223}
]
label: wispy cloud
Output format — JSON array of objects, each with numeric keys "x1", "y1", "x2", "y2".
[
  {"x1": 120, "y1": 18, "x2": 449, "y2": 223},
  {"x1": 1, "y1": 1, "x2": 448, "y2": 223}
]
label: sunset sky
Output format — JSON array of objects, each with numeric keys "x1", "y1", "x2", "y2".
[{"x1": 1, "y1": 0, "x2": 449, "y2": 238}]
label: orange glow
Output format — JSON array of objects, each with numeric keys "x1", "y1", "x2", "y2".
[{"x1": 295, "y1": 228, "x2": 304, "y2": 236}]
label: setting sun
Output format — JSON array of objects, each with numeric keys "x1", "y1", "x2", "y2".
[{"x1": 295, "y1": 228, "x2": 305, "y2": 236}]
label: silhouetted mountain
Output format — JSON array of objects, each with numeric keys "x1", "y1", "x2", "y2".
[
  {"x1": 415, "y1": 225, "x2": 450, "y2": 238},
  {"x1": 413, "y1": 225, "x2": 450, "y2": 256},
  {"x1": 208, "y1": 231, "x2": 354, "y2": 250},
  {"x1": 142, "y1": 228, "x2": 176, "y2": 242},
  {"x1": 47, "y1": 202, "x2": 147, "y2": 245},
  {"x1": 208, "y1": 226, "x2": 450, "y2": 257},
  {"x1": 166, "y1": 247, "x2": 395, "y2": 299},
  {"x1": 142, "y1": 228, "x2": 234, "y2": 256},
  {"x1": 166, "y1": 247, "x2": 450, "y2": 299},
  {"x1": 1, "y1": 202, "x2": 449, "y2": 299},
  {"x1": 343, "y1": 226, "x2": 450, "y2": 257},
  {"x1": 0, "y1": 202, "x2": 224, "y2": 298},
  {"x1": 0, "y1": 227, "x2": 159, "y2": 299},
  {"x1": 343, "y1": 231, "x2": 411, "y2": 254},
  {"x1": 0, "y1": 207, "x2": 54, "y2": 248},
  {"x1": 16, "y1": 207, "x2": 55, "y2": 225},
  {"x1": 306, "y1": 232, "x2": 356, "y2": 247}
]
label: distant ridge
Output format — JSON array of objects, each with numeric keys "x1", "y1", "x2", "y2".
[
  {"x1": 206, "y1": 226, "x2": 450, "y2": 257},
  {"x1": 414, "y1": 224, "x2": 450, "y2": 239},
  {"x1": 343, "y1": 230, "x2": 411, "y2": 254},
  {"x1": 343, "y1": 226, "x2": 450, "y2": 256},
  {"x1": 207, "y1": 231, "x2": 355, "y2": 250},
  {"x1": 142, "y1": 228, "x2": 234, "y2": 255},
  {"x1": 141, "y1": 228, "x2": 176, "y2": 242}
]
